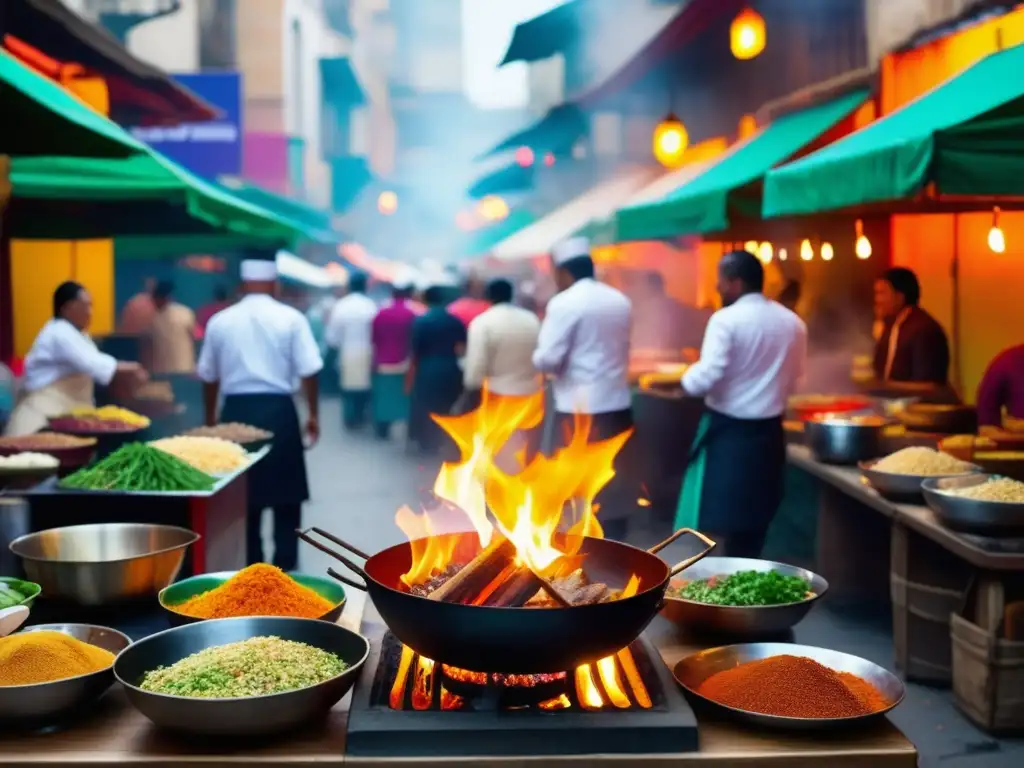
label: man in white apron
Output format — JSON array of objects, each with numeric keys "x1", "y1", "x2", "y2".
[
  {"x1": 325, "y1": 272, "x2": 377, "y2": 430},
  {"x1": 5, "y1": 281, "x2": 147, "y2": 437}
]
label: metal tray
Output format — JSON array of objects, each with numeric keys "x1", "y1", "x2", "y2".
[
  {"x1": 922, "y1": 474, "x2": 1024, "y2": 533},
  {"x1": 859, "y1": 458, "x2": 980, "y2": 501}
]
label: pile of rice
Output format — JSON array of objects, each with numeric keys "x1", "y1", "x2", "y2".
[
  {"x1": 872, "y1": 447, "x2": 974, "y2": 476},
  {"x1": 149, "y1": 436, "x2": 248, "y2": 474},
  {"x1": 948, "y1": 477, "x2": 1024, "y2": 503}
]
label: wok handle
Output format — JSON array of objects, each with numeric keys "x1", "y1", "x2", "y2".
[
  {"x1": 295, "y1": 527, "x2": 370, "y2": 592},
  {"x1": 648, "y1": 526, "x2": 704, "y2": 556},
  {"x1": 665, "y1": 528, "x2": 717, "y2": 578}
]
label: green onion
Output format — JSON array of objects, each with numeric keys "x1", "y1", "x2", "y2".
[
  {"x1": 670, "y1": 570, "x2": 811, "y2": 607},
  {"x1": 60, "y1": 443, "x2": 215, "y2": 493}
]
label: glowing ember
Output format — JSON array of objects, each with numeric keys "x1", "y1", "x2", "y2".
[
  {"x1": 412, "y1": 657, "x2": 435, "y2": 711},
  {"x1": 395, "y1": 389, "x2": 633, "y2": 587},
  {"x1": 574, "y1": 665, "x2": 604, "y2": 711},
  {"x1": 539, "y1": 694, "x2": 572, "y2": 711},
  {"x1": 389, "y1": 645, "x2": 416, "y2": 709}
]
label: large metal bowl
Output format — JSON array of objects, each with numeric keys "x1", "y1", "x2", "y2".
[
  {"x1": 114, "y1": 616, "x2": 369, "y2": 737},
  {"x1": 922, "y1": 474, "x2": 1024, "y2": 533},
  {"x1": 158, "y1": 571, "x2": 347, "y2": 626},
  {"x1": 9, "y1": 523, "x2": 199, "y2": 606},
  {"x1": 673, "y1": 642, "x2": 905, "y2": 730},
  {"x1": 0, "y1": 623, "x2": 132, "y2": 728},
  {"x1": 805, "y1": 417, "x2": 889, "y2": 465},
  {"x1": 859, "y1": 458, "x2": 981, "y2": 502},
  {"x1": 661, "y1": 557, "x2": 827, "y2": 636}
]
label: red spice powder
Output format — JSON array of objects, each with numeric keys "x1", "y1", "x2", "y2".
[{"x1": 697, "y1": 655, "x2": 886, "y2": 718}]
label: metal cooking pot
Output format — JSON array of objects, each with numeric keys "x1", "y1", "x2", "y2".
[
  {"x1": 299, "y1": 526, "x2": 715, "y2": 674},
  {"x1": 805, "y1": 417, "x2": 889, "y2": 465}
]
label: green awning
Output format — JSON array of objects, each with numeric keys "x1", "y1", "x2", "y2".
[
  {"x1": 8, "y1": 153, "x2": 303, "y2": 247},
  {"x1": 460, "y1": 209, "x2": 537, "y2": 258},
  {"x1": 1, "y1": 48, "x2": 145, "y2": 159},
  {"x1": 615, "y1": 89, "x2": 869, "y2": 239},
  {"x1": 763, "y1": 44, "x2": 1024, "y2": 217},
  {"x1": 218, "y1": 178, "x2": 340, "y2": 243}
]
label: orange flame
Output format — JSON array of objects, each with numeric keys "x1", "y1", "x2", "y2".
[
  {"x1": 395, "y1": 505, "x2": 457, "y2": 588},
  {"x1": 396, "y1": 389, "x2": 633, "y2": 584}
]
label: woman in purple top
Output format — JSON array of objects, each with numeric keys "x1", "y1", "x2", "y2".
[
  {"x1": 371, "y1": 281, "x2": 420, "y2": 439},
  {"x1": 977, "y1": 344, "x2": 1024, "y2": 429}
]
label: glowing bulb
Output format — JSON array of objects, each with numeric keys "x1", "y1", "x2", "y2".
[
  {"x1": 854, "y1": 219, "x2": 872, "y2": 259},
  {"x1": 653, "y1": 115, "x2": 689, "y2": 168},
  {"x1": 989, "y1": 207, "x2": 1006, "y2": 253},
  {"x1": 730, "y1": 8, "x2": 766, "y2": 60},
  {"x1": 757, "y1": 241, "x2": 773, "y2": 263},
  {"x1": 800, "y1": 239, "x2": 813, "y2": 261},
  {"x1": 743, "y1": 240, "x2": 758, "y2": 255},
  {"x1": 515, "y1": 146, "x2": 535, "y2": 167},
  {"x1": 544, "y1": 152, "x2": 555, "y2": 167},
  {"x1": 377, "y1": 190, "x2": 398, "y2": 215},
  {"x1": 821, "y1": 242, "x2": 834, "y2": 261},
  {"x1": 778, "y1": 247, "x2": 788, "y2": 261}
]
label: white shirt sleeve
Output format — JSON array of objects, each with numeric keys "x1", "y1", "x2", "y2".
[
  {"x1": 293, "y1": 316, "x2": 325, "y2": 380},
  {"x1": 463, "y1": 316, "x2": 488, "y2": 389},
  {"x1": 324, "y1": 303, "x2": 343, "y2": 350},
  {"x1": 681, "y1": 312, "x2": 731, "y2": 397},
  {"x1": 54, "y1": 324, "x2": 118, "y2": 386},
  {"x1": 532, "y1": 298, "x2": 576, "y2": 375},
  {"x1": 792, "y1": 319, "x2": 809, "y2": 392},
  {"x1": 196, "y1": 317, "x2": 220, "y2": 383}
]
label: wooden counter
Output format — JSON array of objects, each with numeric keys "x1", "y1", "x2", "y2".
[{"x1": 0, "y1": 592, "x2": 917, "y2": 768}]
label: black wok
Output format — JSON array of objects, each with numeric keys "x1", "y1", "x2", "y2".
[{"x1": 298, "y1": 526, "x2": 714, "y2": 674}]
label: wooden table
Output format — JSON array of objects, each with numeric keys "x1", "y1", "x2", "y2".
[{"x1": 0, "y1": 592, "x2": 917, "y2": 767}]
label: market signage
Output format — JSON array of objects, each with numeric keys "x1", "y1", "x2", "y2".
[{"x1": 131, "y1": 71, "x2": 242, "y2": 179}]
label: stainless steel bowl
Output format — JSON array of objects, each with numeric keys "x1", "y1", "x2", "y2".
[
  {"x1": 114, "y1": 616, "x2": 369, "y2": 737},
  {"x1": 673, "y1": 642, "x2": 905, "y2": 730},
  {"x1": 661, "y1": 557, "x2": 827, "y2": 636},
  {"x1": 859, "y1": 458, "x2": 981, "y2": 501},
  {"x1": 806, "y1": 418, "x2": 889, "y2": 465},
  {"x1": 0, "y1": 623, "x2": 132, "y2": 728},
  {"x1": 922, "y1": 474, "x2": 1024, "y2": 533},
  {"x1": 9, "y1": 523, "x2": 199, "y2": 605}
]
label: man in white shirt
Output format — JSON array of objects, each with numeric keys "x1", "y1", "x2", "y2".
[
  {"x1": 149, "y1": 281, "x2": 197, "y2": 374},
  {"x1": 533, "y1": 237, "x2": 637, "y2": 542},
  {"x1": 197, "y1": 258, "x2": 323, "y2": 570},
  {"x1": 325, "y1": 271, "x2": 377, "y2": 430},
  {"x1": 675, "y1": 249, "x2": 807, "y2": 558}
]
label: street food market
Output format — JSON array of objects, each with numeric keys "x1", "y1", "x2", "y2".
[{"x1": 9, "y1": 0, "x2": 1024, "y2": 765}]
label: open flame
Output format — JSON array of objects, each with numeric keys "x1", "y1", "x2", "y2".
[{"x1": 395, "y1": 390, "x2": 632, "y2": 583}]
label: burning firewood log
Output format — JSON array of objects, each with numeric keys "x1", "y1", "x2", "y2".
[{"x1": 525, "y1": 568, "x2": 612, "y2": 607}]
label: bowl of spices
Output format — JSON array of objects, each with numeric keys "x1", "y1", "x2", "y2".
[
  {"x1": 114, "y1": 616, "x2": 369, "y2": 737},
  {"x1": 662, "y1": 557, "x2": 828, "y2": 636},
  {"x1": 159, "y1": 564, "x2": 346, "y2": 625},
  {"x1": 673, "y1": 643, "x2": 904, "y2": 730},
  {"x1": 0, "y1": 623, "x2": 131, "y2": 728}
]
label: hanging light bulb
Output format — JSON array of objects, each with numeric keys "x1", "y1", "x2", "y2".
[
  {"x1": 800, "y1": 239, "x2": 813, "y2": 261},
  {"x1": 855, "y1": 219, "x2": 872, "y2": 260},
  {"x1": 377, "y1": 190, "x2": 398, "y2": 215},
  {"x1": 821, "y1": 242, "x2": 835, "y2": 261},
  {"x1": 743, "y1": 240, "x2": 758, "y2": 255},
  {"x1": 988, "y1": 206, "x2": 1006, "y2": 254},
  {"x1": 730, "y1": 7, "x2": 767, "y2": 60},
  {"x1": 515, "y1": 146, "x2": 535, "y2": 167},
  {"x1": 652, "y1": 114, "x2": 689, "y2": 168},
  {"x1": 757, "y1": 241, "x2": 773, "y2": 263},
  {"x1": 778, "y1": 247, "x2": 788, "y2": 262}
]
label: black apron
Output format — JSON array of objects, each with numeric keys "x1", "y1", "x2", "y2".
[
  {"x1": 675, "y1": 408, "x2": 785, "y2": 535},
  {"x1": 220, "y1": 393, "x2": 309, "y2": 508}
]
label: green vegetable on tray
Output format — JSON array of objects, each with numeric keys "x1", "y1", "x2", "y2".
[
  {"x1": 0, "y1": 580, "x2": 37, "y2": 609},
  {"x1": 60, "y1": 443, "x2": 215, "y2": 493},
  {"x1": 669, "y1": 570, "x2": 812, "y2": 607}
]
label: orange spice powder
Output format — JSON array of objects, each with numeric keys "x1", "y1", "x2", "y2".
[{"x1": 172, "y1": 564, "x2": 335, "y2": 619}]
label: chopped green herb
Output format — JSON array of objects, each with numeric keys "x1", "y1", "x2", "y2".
[{"x1": 670, "y1": 570, "x2": 811, "y2": 607}]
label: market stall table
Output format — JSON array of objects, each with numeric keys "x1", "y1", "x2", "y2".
[
  {"x1": 0, "y1": 590, "x2": 918, "y2": 767},
  {"x1": 6, "y1": 447, "x2": 269, "y2": 576}
]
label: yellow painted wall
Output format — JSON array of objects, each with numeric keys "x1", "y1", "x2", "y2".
[
  {"x1": 883, "y1": 6, "x2": 1024, "y2": 402},
  {"x1": 10, "y1": 73, "x2": 113, "y2": 359}
]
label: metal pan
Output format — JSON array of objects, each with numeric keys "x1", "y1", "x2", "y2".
[{"x1": 298, "y1": 527, "x2": 715, "y2": 674}]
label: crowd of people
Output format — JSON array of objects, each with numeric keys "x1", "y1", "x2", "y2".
[{"x1": 2, "y1": 240, "x2": 1023, "y2": 571}]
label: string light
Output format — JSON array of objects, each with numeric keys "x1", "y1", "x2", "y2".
[
  {"x1": 743, "y1": 240, "x2": 758, "y2": 255},
  {"x1": 855, "y1": 219, "x2": 872, "y2": 260},
  {"x1": 800, "y1": 239, "x2": 813, "y2": 261},
  {"x1": 730, "y1": 7, "x2": 766, "y2": 60},
  {"x1": 653, "y1": 114, "x2": 689, "y2": 168},
  {"x1": 757, "y1": 241, "x2": 773, "y2": 263},
  {"x1": 821, "y1": 242, "x2": 835, "y2": 261},
  {"x1": 515, "y1": 146, "x2": 535, "y2": 167},
  {"x1": 477, "y1": 195, "x2": 509, "y2": 222},
  {"x1": 377, "y1": 190, "x2": 398, "y2": 215},
  {"x1": 778, "y1": 247, "x2": 788, "y2": 262},
  {"x1": 988, "y1": 206, "x2": 1006, "y2": 253},
  {"x1": 543, "y1": 152, "x2": 556, "y2": 167}
]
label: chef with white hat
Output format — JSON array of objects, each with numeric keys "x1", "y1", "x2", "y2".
[
  {"x1": 532, "y1": 236, "x2": 637, "y2": 541},
  {"x1": 197, "y1": 255, "x2": 323, "y2": 570},
  {"x1": 325, "y1": 269, "x2": 377, "y2": 431}
]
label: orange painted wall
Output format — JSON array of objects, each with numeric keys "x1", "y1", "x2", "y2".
[{"x1": 884, "y1": 6, "x2": 1024, "y2": 402}]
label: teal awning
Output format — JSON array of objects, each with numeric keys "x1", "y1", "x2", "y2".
[
  {"x1": 319, "y1": 57, "x2": 366, "y2": 107},
  {"x1": 460, "y1": 209, "x2": 537, "y2": 258},
  {"x1": 763, "y1": 44, "x2": 1024, "y2": 217},
  {"x1": 468, "y1": 162, "x2": 534, "y2": 199},
  {"x1": 1, "y1": 48, "x2": 145, "y2": 159},
  {"x1": 218, "y1": 178, "x2": 340, "y2": 243},
  {"x1": 615, "y1": 89, "x2": 868, "y2": 239},
  {"x1": 501, "y1": 1, "x2": 580, "y2": 65},
  {"x1": 479, "y1": 104, "x2": 587, "y2": 160}
]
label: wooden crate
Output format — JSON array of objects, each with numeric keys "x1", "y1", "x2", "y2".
[{"x1": 951, "y1": 612, "x2": 1024, "y2": 732}]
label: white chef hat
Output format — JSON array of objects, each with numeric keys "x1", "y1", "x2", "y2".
[
  {"x1": 552, "y1": 236, "x2": 591, "y2": 266},
  {"x1": 240, "y1": 258, "x2": 278, "y2": 282}
]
